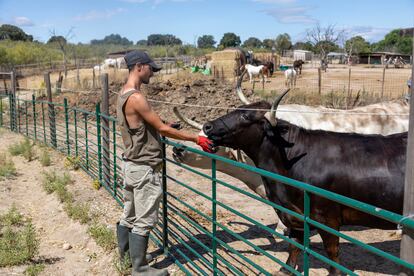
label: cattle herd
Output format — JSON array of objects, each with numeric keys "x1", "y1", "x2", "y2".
[{"x1": 170, "y1": 69, "x2": 411, "y2": 274}]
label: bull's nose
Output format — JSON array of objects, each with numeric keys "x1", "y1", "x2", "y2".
[{"x1": 203, "y1": 122, "x2": 213, "y2": 135}]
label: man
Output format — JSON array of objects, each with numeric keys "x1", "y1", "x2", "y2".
[{"x1": 116, "y1": 50, "x2": 214, "y2": 276}]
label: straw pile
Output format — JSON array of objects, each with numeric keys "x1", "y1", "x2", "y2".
[
  {"x1": 254, "y1": 52, "x2": 280, "y2": 66},
  {"x1": 210, "y1": 49, "x2": 243, "y2": 79}
]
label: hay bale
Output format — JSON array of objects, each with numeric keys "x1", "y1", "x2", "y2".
[
  {"x1": 212, "y1": 49, "x2": 242, "y2": 61},
  {"x1": 210, "y1": 60, "x2": 239, "y2": 79}
]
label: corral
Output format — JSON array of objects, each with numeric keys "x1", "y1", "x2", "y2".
[{"x1": 1, "y1": 61, "x2": 413, "y2": 275}]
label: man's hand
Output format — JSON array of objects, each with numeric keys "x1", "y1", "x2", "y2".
[{"x1": 168, "y1": 121, "x2": 182, "y2": 130}]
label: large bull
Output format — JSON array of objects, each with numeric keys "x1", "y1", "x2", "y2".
[{"x1": 202, "y1": 91, "x2": 406, "y2": 275}]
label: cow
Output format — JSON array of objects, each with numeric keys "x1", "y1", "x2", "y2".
[
  {"x1": 293, "y1": 59, "x2": 305, "y2": 75},
  {"x1": 284, "y1": 68, "x2": 297, "y2": 88},
  {"x1": 201, "y1": 91, "x2": 407, "y2": 275},
  {"x1": 240, "y1": 64, "x2": 270, "y2": 84}
]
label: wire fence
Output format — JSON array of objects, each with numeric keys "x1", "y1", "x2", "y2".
[{"x1": 1, "y1": 71, "x2": 414, "y2": 275}]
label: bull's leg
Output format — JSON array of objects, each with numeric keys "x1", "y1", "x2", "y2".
[
  {"x1": 280, "y1": 229, "x2": 303, "y2": 274},
  {"x1": 319, "y1": 230, "x2": 341, "y2": 276}
]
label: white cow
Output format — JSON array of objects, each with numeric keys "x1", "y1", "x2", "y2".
[
  {"x1": 242, "y1": 64, "x2": 268, "y2": 83},
  {"x1": 284, "y1": 68, "x2": 297, "y2": 88}
]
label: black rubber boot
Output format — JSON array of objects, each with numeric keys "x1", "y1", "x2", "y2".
[
  {"x1": 129, "y1": 232, "x2": 168, "y2": 276},
  {"x1": 116, "y1": 223, "x2": 154, "y2": 264}
]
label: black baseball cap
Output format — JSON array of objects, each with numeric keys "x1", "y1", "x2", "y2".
[{"x1": 124, "y1": 50, "x2": 162, "y2": 72}]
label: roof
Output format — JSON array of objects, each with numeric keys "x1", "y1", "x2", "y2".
[
  {"x1": 359, "y1": 52, "x2": 411, "y2": 57},
  {"x1": 293, "y1": 50, "x2": 312, "y2": 53},
  {"x1": 327, "y1": 52, "x2": 347, "y2": 56}
]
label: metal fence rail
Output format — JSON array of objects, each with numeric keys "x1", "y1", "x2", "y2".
[{"x1": 0, "y1": 88, "x2": 413, "y2": 275}]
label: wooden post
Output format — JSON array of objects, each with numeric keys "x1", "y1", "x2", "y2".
[
  {"x1": 400, "y1": 40, "x2": 414, "y2": 276},
  {"x1": 221, "y1": 67, "x2": 224, "y2": 81},
  {"x1": 368, "y1": 55, "x2": 371, "y2": 65},
  {"x1": 101, "y1": 73, "x2": 110, "y2": 188},
  {"x1": 92, "y1": 67, "x2": 96, "y2": 89},
  {"x1": 44, "y1": 72, "x2": 57, "y2": 148},
  {"x1": 318, "y1": 68, "x2": 322, "y2": 95},
  {"x1": 347, "y1": 68, "x2": 352, "y2": 109},
  {"x1": 381, "y1": 67, "x2": 386, "y2": 100}
]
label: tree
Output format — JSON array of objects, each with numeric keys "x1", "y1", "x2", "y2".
[
  {"x1": 197, "y1": 35, "x2": 216, "y2": 48},
  {"x1": 345, "y1": 36, "x2": 370, "y2": 56},
  {"x1": 242, "y1": 37, "x2": 262, "y2": 49},
  {"x1": 219, "y1": 32, "x2": 241, "y2": 48},
  {"x1": 274, "y1": 33, "x2": 292, "y2": 54},
  {"x1": 91, "y1": 34, "x2": 133, "y2": 45},
  {"x1": 136, "y1": 39, "x2": 147, "y2": 46},
  {"x1": 47, "y1": 35, "x2": 67, "y2": 45},
  {"x1": 372, "y1": 29, "x2": 412, "y2": 55},
  {"x1": 307, "y1": 24, "x2": 345, "y2": 62},
  {"x1": 293, "y1": 41, "x2": 314, "y2": 52},
  {"x1": 50, "y1": 28, "x2": 75, "y2": 77},
  {"x1": 262, "y1": 39, "x2": 275, "y2": 50},
  {"x1": 0, "y1": 24, "x2": 33, "y2": 41},
  {"x1": 147, "y1": 34, "x2": 182, "y2": 46}
]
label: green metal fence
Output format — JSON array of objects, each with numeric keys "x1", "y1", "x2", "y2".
[{"x1": 0, "y1": 91, "x2": 413, "y2": 275}]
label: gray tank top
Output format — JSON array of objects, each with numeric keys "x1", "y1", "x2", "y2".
[{"x1": 117, "y1": 89, "x2": 162, "y2": 167}]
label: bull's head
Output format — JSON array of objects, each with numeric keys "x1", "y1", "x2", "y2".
[{"x1": 203, "y1": 89, "x2": 290, "y2": 150}]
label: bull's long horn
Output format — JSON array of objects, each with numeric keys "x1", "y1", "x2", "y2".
[
  {"x1": 236, "y1": 69, "x2": 250, "y2": 104},
  {"x1": 268, "y1": 89, "x2": 290, "y2": 126},
  {"x1": 173, "y1": 107, "x2": 203, "y2": 130}
]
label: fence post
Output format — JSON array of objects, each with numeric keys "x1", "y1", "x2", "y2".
[
  {"x1": 112, "y1": 120, "x2": 117, "y2": 197},
  {"x1": 24, "y1": 100, "x2": 28, "y2": 136},
  {"x1": 0, "y1": 95, "x2": 2, "y2": 127},
  {"x1": 74, "y1": 109, "x2": 78, "y2": 157},
  {"x1": 212, "y1": 159, "x2": 217, "y2": 276},
  {"x1": 318, "y1": 68, "x2": 322, "y2": 95},
  {"x1": 41, "y1": 102, "x2": 46, "y2": 144},
  {"x1": 96, "y1": 103, "x2": 103, "y2": 185},
  {"x1": 84, "y1": 113, "x2": 89, "y2": 171},
  {"x1": 381, "y1": 67, "x2": 386, "y2": 100},
  {"x1": 32, "y1": 94, "x2": 37, "y2": 141},
  {"x1": 11, "y1": 71, "x2": 17, "y2": 131},
  {"x1": 45, "y1": 72, "x2": 57, "y2": 148},
  {"x1": 101, "y1": 74, "x2": 110, "y2": 188},
  {"x1": 346, "y1": 68, "x2": 351, "y2": 109},
  {"x1": 64, "y1": 98, "x2": 70, "y2": 155},
  {"x1": 400, "y1": 43, "x2": 414, "y2": 276},
  {"x1": 162, "y1": 137, "x2": 168, "y2": 253},
  {"x1": 92, "y1": 67, "x2": 96, "y2": 89}
]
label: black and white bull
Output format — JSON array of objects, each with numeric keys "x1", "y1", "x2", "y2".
[{"x1": 202, "y1": 91, "x2": 406, "y2": 275}]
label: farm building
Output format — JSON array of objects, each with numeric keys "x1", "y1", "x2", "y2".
[
  {"x1": 293, "y1": 50, "x2": 312, "y2": 61},
  {"x1": 358, "y1": 52, "x2": 412, "y2": 65},
  {"x1": 327, "y1": 52, "x2": 347, "y2": 64}
]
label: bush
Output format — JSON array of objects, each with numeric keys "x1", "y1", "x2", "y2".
[
  {"x1": 0, "y1": 206, "x2": 39, "y2": 267},
  {"x1": 64, "y1": 156, "x2": 80, "y2": 170},
  {"x1": 25, "y1": 264, "x2": 45, "y2": 276},
  {"x1": 88, "y1": 223, "x2": 116, "y2": 251},
  {"x1": 64, "y1": 201, "x2": 90, "y2": 224},
  {"x1": 39, "y1": 150, "x2": 51, "y2": 166},
  {"x1": 41, "y1": 171, "x2": 72, "y2": 198},
  {"x1": 8, "y1": 138, "x2": 34, "y2": 161},
  {"x1": 0, "y1": 153, "x2": 16, "y2": 179}
]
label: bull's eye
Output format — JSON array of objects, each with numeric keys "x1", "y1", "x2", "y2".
[{"x1": 241, "y1": 114, "x2": 249, "y2": 121}]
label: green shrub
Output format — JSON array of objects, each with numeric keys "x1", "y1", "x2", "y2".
[
  {"x1": 88, "y1": 223, "x2": 116, "y2": 251},
  {"x1": 41, "y1": 171, "x2": 72, "y2": 199},
  {"x1": 0, "y1": 153, "x2": 16, "y2": 179},
  {"x1": 25, "y1": 264, "x2": 45, "y2": 276},
  {"x1": 64, "y1": 202, "x2": 90, "y2": 224},
  {"x1": 8, "y1": 138, "x2": 34, "y2": 161},
  {"x1": 0, "y1": 207, "x2": 39, "y2": 267},
  {"x1": 39, "y1": 150, "x2": 51, "y2": 167}
]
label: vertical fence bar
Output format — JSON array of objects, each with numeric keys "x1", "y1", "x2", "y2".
[
  {"x1": 303, "y1": 191, "x2": 311, "y2": 276},
  {"x1": 0, "y1": 95, "x2": 3, "y2": 127},
  {"x1": 64, "y1": 98, "x2": 70, "y2": 155},
  {"x1": 101, "y1": 74, "x2": 110, "y2": 188},
  {"x1": 41, "y1": 102, "x2": 46, "y2": 144},
  {"x1": 32, "y1": 95, "x2": 37, "y2": 141},
  {"x1": 162, "y1": 137, "x2": 168, "y2": 253},
  {"x1": 25, "y1": 100, "x2": 28, "y2": 136},
  {"x1": 381, "y1": 67, "x2": 386, "y2": 100},
  {"x1": 74, "y1": 109, "x2": 78, "y2": 157},
  {"x1": 8, "y1": 93, "x2": 12, "y2": 130},
  {"x1": 318, "y1": 68, "x2": 322, "y2": 95},
  {"x1": 84, "y1": 113, "x2": 89, "y2": 170},
  {"x1": 212, "y1": 159, "x2": 217, "y2": 275},
  {"x1": 17, "y1": 99, "x2": 20, "y2": 133},
  {"x1": 11, "y1": 71, "x2": 17, "y2": 132},
  {"x1": 96, "y1": 104, "x2": 103, "y2": 184},
  {"x1": 112, "y1": 120, "x2": 117, "y2": 196},
  {"x1": 45, "y1": 72, "x2": 57, "y2": 148}
]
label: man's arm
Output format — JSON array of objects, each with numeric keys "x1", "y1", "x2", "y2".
[{"x1": 129, "y1": 93, "x2": 198, "y2": 143}]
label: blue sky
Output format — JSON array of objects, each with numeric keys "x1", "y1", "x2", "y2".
[{"x1": 0, "y1": 0, "x2": 413, "y2": 45}]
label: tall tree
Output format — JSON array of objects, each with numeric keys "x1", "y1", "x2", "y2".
[
  {"x1": 262, "y1": 38, "x2": 275, "y2": 50},
  {"x1": 47, "y1": 35, "x2": 67, "y2": 45},
  {"x1": 197, "y1": 35, "x2": 216, "y2": 48},
  {"x1": 372, "y1": 29, "x2": 412, "y2": 55},
  {"x1": 293, "y1": 41, "x2": 314, "y2": 51},
  {"x1": 274, "y1": 33, "x2": 292, "y2": 54},
  {"x1": 0, "y1": 24, "x2": 33, "y2": 41},
  {"x1": 50, "y1": 28, "x2": 75, "y2": 77},
  {"x1": 307, "y1": 24, "x2": 345, "y2": 62},
  {"x1": 147, "y1": 34, "x2": 182, "y2": 46},
  {"x1": 90, "y1": 34, "x2": 133, "y2": 45},
  {"x1": 242, "y1": 37, "x2": 262, "y2": 48},
  {"x1": 345, "y1": 36, "x2": 370, "y2": 56},
  {"x1": 219, "y1": 32, "x2": 241, "y2": 48},
  {"x1": 136, "y1": 39, "x2": 147, "y2": 46}
]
